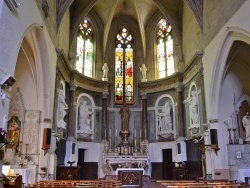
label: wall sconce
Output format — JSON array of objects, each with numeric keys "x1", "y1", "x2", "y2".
[{"x1": 0, "y1": 74, "x2": 16, "y2": 89}]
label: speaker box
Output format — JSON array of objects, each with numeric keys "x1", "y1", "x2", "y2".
[
  {"x1": 42, "y1": 128, "x2": 51, "y2": 150},
  {"x1": 210, "y1": 129, "x2": 218, "y2": 149}
]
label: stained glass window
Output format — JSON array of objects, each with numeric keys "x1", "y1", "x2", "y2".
[
  {"x1": 115, "y1": 28, "x2": 133, "y2": 105},
  {"x1": 76, "y1": 18, "x2": 93, "y2": 77},
  {"x1": 156, "y1": 19, "x2": 174, "y2": 79}
]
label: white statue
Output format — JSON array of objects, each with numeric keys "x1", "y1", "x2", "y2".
[
  {"x1": 57, "y1": 89, "x2": 68, "y2": 129},
  {"x1": 139, "y1": 64, "x2": 147, "y2": 82},
  {"x1": 157, "y1": 102, "x2": 173, "y2": 131},
  {"x1": 79, "y1": 100, "x2": 92, "y2": 132},
  {"x1": 190, "y1": 91, "x2": 199, "y2": 125},
  {"x1": 102, "y1": 63, "x2": 109, "y2": 81},
  {"x1": 242, "y1": 112, "x2": 250, "y2": 141}
]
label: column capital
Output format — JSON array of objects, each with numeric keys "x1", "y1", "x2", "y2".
[
  {"x1": 102, "y1": 91, "x2": 109, "y2": 98},
  {"x1": 70, "y1": 80, "x2": 76, "y2": 91},
  {"x1": 176, "y1": 82, "x2": 183, "y2": 92},
  {"x1": 141, "y1": 92, "x2": 147, "y2": 99}
]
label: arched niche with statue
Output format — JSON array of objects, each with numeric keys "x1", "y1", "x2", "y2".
[
  {"x1": 76, "y1": 93, "x2": 95, "y2": 139},
  {"x1": 155, "y1": 94, "x2": 176, "y2": 140},
  {"x1": 188, "y1": 83, "x2": 200, "y2": 136}
]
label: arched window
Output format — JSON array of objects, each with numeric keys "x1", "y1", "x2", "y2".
[
  {"x1": 76, "y1": 18, "x2": 93, "y2": 77},
  {"x1": 156, "y1": 19, "x2": 174, "y2": 79},
  {"x1": 115, "y1": 27, "x2": 134, "y2": 105}
]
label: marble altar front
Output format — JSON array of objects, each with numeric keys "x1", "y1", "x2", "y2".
[{"x1": 103, "y1": 154, "x2": 149, "y2": 176}]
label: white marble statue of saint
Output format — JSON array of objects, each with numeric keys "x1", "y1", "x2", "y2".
[
  {"x1": 79, "y1": 100, "x2": 92, "y2": 133},
  {"x1": 139, "y1": 64, "x2": 147, "y2": 82},
  {"x1": 57, "y1": 89, "x2": 68, "y2": 129},
  {"x1": 242, "y1": 112, "x2": 250, "y2": 142},
  {"x1": 189, "y1": 90, "x2": 199, "y2": 127},
  {"x1": 157, "y1": 102, "x2": 173, "y2": 132},
  {"x1": 102, "y1": 63, "x2": 109, "y2": 81}
]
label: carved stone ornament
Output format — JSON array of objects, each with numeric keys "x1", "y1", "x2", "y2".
[{"x1": 42, "y1": 0, "x2": 49, "y2": 18}]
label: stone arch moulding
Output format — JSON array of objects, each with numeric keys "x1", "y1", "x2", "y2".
[
  {"x1": 209, "y1": 27, "x2": 250, "y2": 121},
  {"x1": 76, "y1": 93, "x2": 95, "y2": 139},
  {"x1": 155, "y1": 94, "x2": 176, "y2": 140}
]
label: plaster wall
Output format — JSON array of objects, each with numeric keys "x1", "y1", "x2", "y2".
[
  {"x1": 57, "y1": 9, "x2": 70, "y2": 56},
  {"x1": 203, "y1": 0, "x2": 250, "y2": 121},
  {"x1": 182, "y1": 2, "x2": 202, "y2": 65},
  {"x1": 148, "y1": 142, "x2": 177, "y2": 162},
  {"x1": 203, "y1": 0, "x2": 246, "y2": 48},
  {"x1": 215, "y1": 72, "x2": 243, "y2": 169},
  {"x1": 0, "y1": 1, "x2": 57, "y2": 124}
]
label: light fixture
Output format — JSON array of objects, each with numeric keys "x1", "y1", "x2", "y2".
[
  {"x1": 4, "y1": 0, "x2": 20, "y2": 12},
  {"x1": 0, "y1": 74, "x2": 16, "y2": 89}
]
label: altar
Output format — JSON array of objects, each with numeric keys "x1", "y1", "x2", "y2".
[
  {"x1": 116, "y1": 168, "x2": 145, "y2": 175},
  {"x1": 103, "y1": 154, "x2": 150, "y2": 176}
]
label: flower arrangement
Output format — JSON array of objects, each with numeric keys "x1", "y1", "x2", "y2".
[
  {"x1": 17, "y1": 157, "x2": 27, "y2": 168},
  {"x1": 0, "y1": 128, "x2": 7, "y2": 141},
  {"x1": 3, "y1": 159, "x2": 10, "y2": 165}
]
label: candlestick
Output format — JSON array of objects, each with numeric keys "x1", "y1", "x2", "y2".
[
  {"x1": 105, "y1": 128, "x2": 106, "y2": 138},
  {"x1": 135, "y1": 129, "x2": 136, "y2": 137},
  {"x1": 134, "y1": 138, "x2": 137, "y2": 152},
  {"x1": 110, "y1": 129, "x2": 111, "y2": 137}
]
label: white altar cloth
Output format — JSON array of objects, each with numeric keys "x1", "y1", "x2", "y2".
[
  {"x1": 13, "y1": 168, "x2": 31, "y2": 185},
  {"x1": 116, "y1": 168, "x2": 145, "y2": 175}
]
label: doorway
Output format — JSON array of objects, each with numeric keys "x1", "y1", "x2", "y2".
[
  {"x1": 162, "y1": 149, "x2": 173, "y2": 180},
  {"x1": 78, "y1": 149, "x2": 98, "y2": 180}
]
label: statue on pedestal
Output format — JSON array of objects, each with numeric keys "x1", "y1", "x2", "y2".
[
  {"x1": 7, "y1": 115, "x2": 21, "y2": 153},
  {"x1": 242, "y1": 112, "x2": 250, "y2": 142},
  {"x1": 119, "y1": 105, "x2": 131, "y2": 143}
]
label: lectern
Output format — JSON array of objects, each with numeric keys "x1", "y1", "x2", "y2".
[
  {"x1": 118, "y1": 169, "x2": 143, "y2": 187},
  {"x1": 3, "y1": 175, "x2": 22, "y2": 188}
]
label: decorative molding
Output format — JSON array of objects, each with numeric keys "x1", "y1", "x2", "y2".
[
  {"x1": 8, "y1": 88, "x2": 25, "y2": 122},
  {"x1": 23, "y1": 110, "x2": 41, "y2": 154},
  {"x1": 42, "y1": 0, "x2": 49, "y2": 18}
]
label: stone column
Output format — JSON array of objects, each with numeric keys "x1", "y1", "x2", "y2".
[
  {"x1": 176, "y1": 81, "x2": 184, "y2": 138},
  {"x1": 68, "y1": 73, "x2": 76, "y2": 139},
  {"x1": 102, "y1": 91, "x2": 109, "y2": 139},
  {"x1": 141, "y1": 93, "x2": 147, "y2": 139}
]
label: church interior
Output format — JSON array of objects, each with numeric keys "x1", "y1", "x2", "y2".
[{"x1": 1, "y1": 0, "x2": 250, "y2": 187}]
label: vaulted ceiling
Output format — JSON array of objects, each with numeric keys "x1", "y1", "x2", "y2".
[{"x1": 56, "y1": 0, "x2": 203, "y2": 54}]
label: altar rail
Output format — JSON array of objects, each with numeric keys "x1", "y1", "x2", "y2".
[
  {"x1": 153, "y1": 180, "x2": 249, "y2": 188},
  {"x1": 24, "y1": 180, "x2": 122, "y2": 187}
]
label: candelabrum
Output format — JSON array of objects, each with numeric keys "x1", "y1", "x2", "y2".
[
  {"x1": 39, "y1": 167, "x2": 47, "y2": 180},
  {"x1": 103, "y1": 137, "x2": 109, "y2": 154},
  {"x1": 134, "y1": 138, "x2": 137, "y2": 153},
  {"x1": 228, "y1": 129, "x2": 233, "y2": 144}
]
